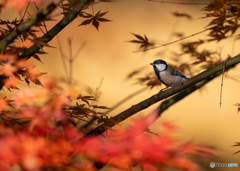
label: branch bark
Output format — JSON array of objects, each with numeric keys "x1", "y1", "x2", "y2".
[{"x1": 84, "y1": 54, "x2": 240, "y2": 137}]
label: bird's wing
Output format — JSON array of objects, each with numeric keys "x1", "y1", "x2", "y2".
[{"x1": 167, "y1": 66, "x2": 186, "y2": 78}]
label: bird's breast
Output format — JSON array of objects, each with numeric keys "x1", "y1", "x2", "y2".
[{"x1": 159, "y1": 71, "x2": 186, "y2": 86}]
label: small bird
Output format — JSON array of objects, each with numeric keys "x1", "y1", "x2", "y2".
[{"x1": 150, "y1": 59, "x2": 188, "y2": 95}]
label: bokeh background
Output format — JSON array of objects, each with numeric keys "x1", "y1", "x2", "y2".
[{"x1": 2, "y1": 0, "x2": 240, "y2": 169}]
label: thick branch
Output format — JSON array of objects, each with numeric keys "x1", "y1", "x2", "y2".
[
  {"x1": 18, "y1": 0, "x2": 91, "y2": 60},
  {"x1": 0, "y1": 3, "x2": 57, "y2": 53},
  {"x1": 85, "y1": 54, "x2": 240, "y2": 137}
]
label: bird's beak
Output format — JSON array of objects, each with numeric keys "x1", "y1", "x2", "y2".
[{"x1": 150, "y1": 63, "x2": 154, "y2": 65}]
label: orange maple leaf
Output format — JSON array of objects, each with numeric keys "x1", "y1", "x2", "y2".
[
  {"x1": 0, "y1": 53, "x2": 16, "y2": 61},
  {"x1": 0, "y1": 63, "x2": 17, "y2": 77},
  {"x1": 3, "y1": 77, "x2": 19, "y2": 89},
  {"x1": 13, "y1": 88, "x2": 33, "y2": 108},
  {"x1": 0, "y1": 98, "x2": 9, "y2": 111},
  {"x1": 14, "y1": 59, "x2": 34, "y2": 69},
  {"x1": 50, "y1": 92, "x2": 71, "y2": 110},
  {"x1": 172, "y1": 156, "x2": 199, "y2": 171},
  {"x1": 3, "y1": 0, "x2": 39, "y2": 12},
  {"x1": 14, "y1": 39, "x2": 33, "y2": 48},
  {"x1": 27, "y1": 67, "x2": 42, "y2": 78}
]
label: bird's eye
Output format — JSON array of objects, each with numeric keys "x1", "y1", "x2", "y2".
[{"x1": 154, "y1": 61, "x2": 157, "y2": 64}]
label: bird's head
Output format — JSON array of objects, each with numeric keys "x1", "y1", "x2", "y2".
[{"x1": 150, "y1": 59, "x2": 167, "y2": 72}]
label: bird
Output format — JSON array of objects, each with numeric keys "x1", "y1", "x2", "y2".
[{"x1": 150, "y1": 59, "x2": 188, "y2": 95}]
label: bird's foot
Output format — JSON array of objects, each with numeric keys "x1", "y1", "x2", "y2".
[
  {"x1": 171, "y1": 84, "x2": 175, "y2": 92},
  {"x1": 158, "y1": 89, "x2": 163, "y2": 96},
  {"x1": 181, "y1": 80, "x2": 187, "y2": 85},
  {"x1": 158, "y1": 87, "x2": 168, "y2": 96}
]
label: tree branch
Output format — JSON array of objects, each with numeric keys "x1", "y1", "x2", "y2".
[
  {"x1": 0, "y1": 2, "x2": 57, "y2": 53},
  {"x1": 84, "y1": 54, "x2": 240, "y2": 137},
  {"x1": 157, "y1": 72, "x2": 223, "y2": 118},
  {"x1": 18, "y1": 0, "x2": 92, "y2": 60}
]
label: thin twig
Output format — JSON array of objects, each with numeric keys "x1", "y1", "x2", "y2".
[
  {"x1": 157, "y1": 17, "x2": 179, "y2": 58},
  {"x1": 148, "y1": 0, "x2": 208, "y2": 5},
  {"x1": 0, "y1": 114, "x2": 8, "y2": 126},
  {"x1": 105, "y1": 87, "x2": 148, "y2": 115},
  {"x1": 232, "y1": 37, "x2": 236, "y2": 56},
  {"x1": 95, "y1": 77, "x2": 104, "y2": 98},
  {"x1": 133, "y1": 29, "x2": 210, "y2": 53},
  {"x1": 81, "y1": 78, "x2": 104, "y2": 129},
  {"x1": 60, "y1": 0, "x2": 65, "y2": 15},
  {"x1": 57, "y1": 37, "x2": 69, "y2": 78},
  {"x1": 92, "y1": 4, "x2": 94, "y2": 15},
  {"x1": 34, "y1": 2, "x2": 49, "y2": 34},
  {"x1": 225, "y1": 75, "x2": 240, "y2": 83},
  {"x1": 73, "y1": 41, "x2": 87, "y2": 60},
  {"x1": 220, "y1": 61, "x2": 226, "y2": 107},
  {"x1": 21, "y1": 3, "x2": 30, "y2": 22},
  {"x1": 68, "y1": 38, "x2": 73, "y2": 85}
]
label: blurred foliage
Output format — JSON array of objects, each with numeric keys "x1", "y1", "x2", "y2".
[{"x1": 0, "y1": 0, "x2": 239, "y2": 170}]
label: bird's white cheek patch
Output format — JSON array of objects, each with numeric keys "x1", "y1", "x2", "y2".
[{"x1": 155, "y1": 64, "x2": 166, "y2": 71}]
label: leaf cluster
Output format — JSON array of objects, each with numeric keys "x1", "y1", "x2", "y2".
[
  {"x1": 202, "y1": 0, "x2": 240, "y2": 41},
  {"x1": 0, "y1": 85, "x2": 218, "y2": 170}
]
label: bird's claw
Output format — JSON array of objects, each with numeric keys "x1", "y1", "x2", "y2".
[
  {"x1": 171, "y1": 84, "x2": 175, "y2": 92},
  {"x1": 158, "y1": 89, "x2": 163, "y2": 96}
]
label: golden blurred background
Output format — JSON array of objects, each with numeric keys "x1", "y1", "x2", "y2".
[{"x1": 2, "y1": 0, "x2": 240, "y2": 169}]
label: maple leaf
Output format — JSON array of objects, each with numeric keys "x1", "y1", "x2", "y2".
[
  {"x1": 0, "y1": 53, "x2": 16, "y2": 61},
  {"x1": 0, "y1": 98, "x2": 10, "y2": 111},
  {"x1": 78, "y1": 10, "x2": 111, "y2": 30},
  {"x1": 50, "y1": 92, "x2": 71, "y2": 110},
  {"x1": 127, "y1": 33, "x2": 154, "y2": 50},
  {"x1": 107, "y1": 155, "x2": 131, "y2": 169},
  {"x1": 3, "y1": 77, "x2": 19, "y2": 89},
  {"x1": 63, "y1": 124, "x2": 82, "y2": 141},
  {"x1": 14, "y1": 59, "x2": 34, "y2": 69},
  {"x1": 32, "y1": 54, "x2": 43, "y2": 63},
  {"x1": 13, "y1": 88, "x2": 33, "y2": 108},
  {"x1": 0, "y1": 63, "x2": 17, "y2": 77},
  {"x1": 30, "y1": 35, "x2": 55, "y2": 49},
  {"x1": 172, "y1": 156, "x2": 199, "y2": 170},
  {"x1": 202, "y1": 0, "x2": 224, "y2": 12},
  {"x1": 77, "y1": 95, "x2": 95, "y2": 106},
  {"x1": 14, "y1": 39, "x2": 33, "y2": 48}
]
